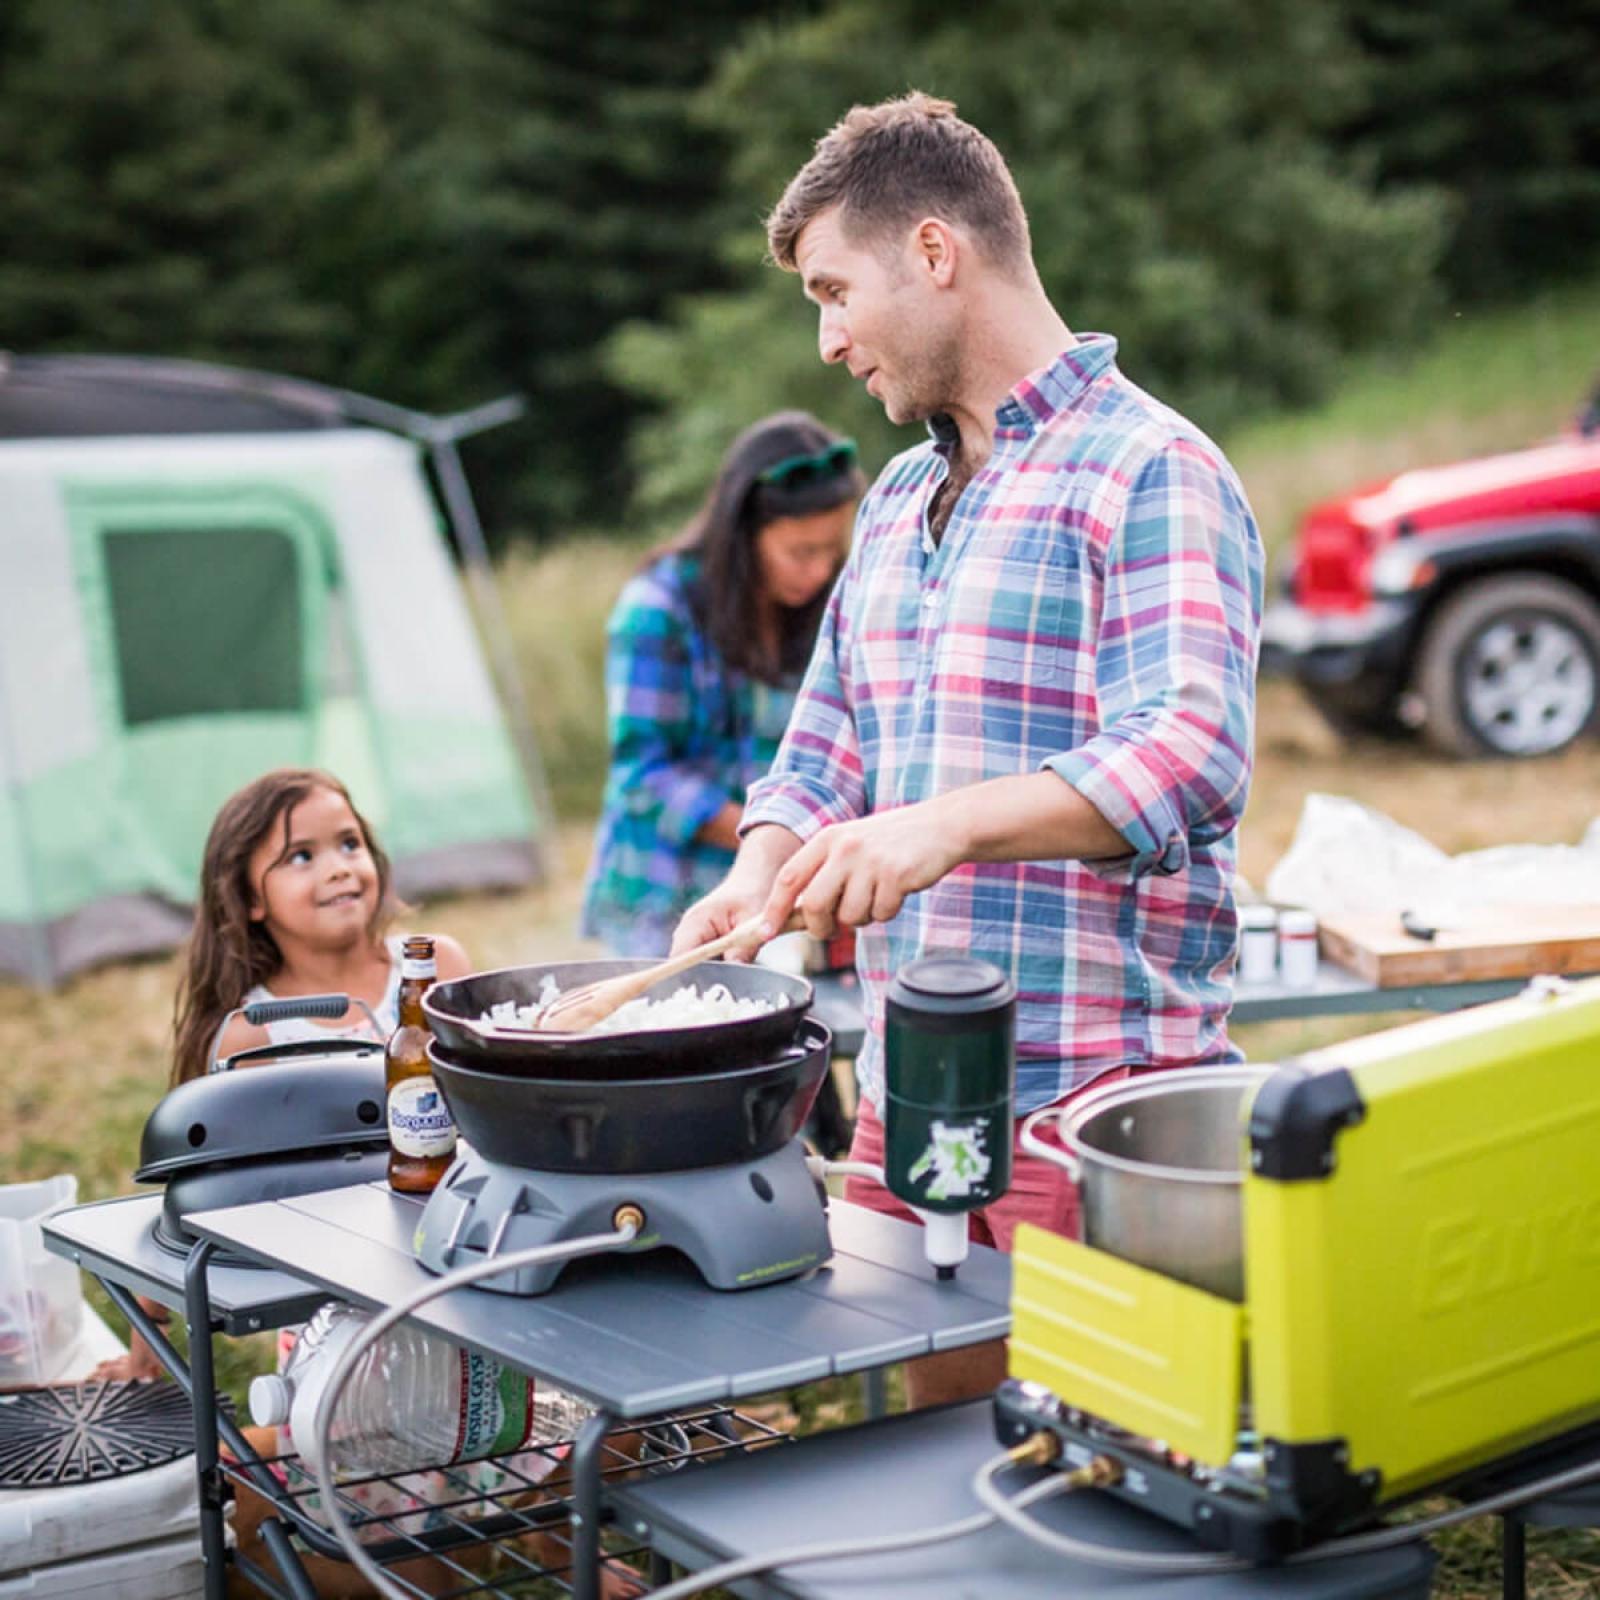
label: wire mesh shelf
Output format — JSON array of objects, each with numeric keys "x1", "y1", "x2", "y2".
[{"x1": 220, "y1": 1402, "x2": 792, "y2": 1597}]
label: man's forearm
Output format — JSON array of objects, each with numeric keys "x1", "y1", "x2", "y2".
[
  {"x1": 932, "y1": 772, "x2": 1129, "y2": 865},
  {"x1": 729, "y1": 821, "x2": 806, "y2": 891}
]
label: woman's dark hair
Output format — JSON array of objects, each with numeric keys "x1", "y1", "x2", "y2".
[
  {"x1": 170, "y1": 769, "x2": 397, "y2": 1085},
  {"x1": 658, "y1": 410, "x2": 864, "y2": 681}
]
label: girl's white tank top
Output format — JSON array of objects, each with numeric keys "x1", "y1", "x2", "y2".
[{"x1": 239, "y1": 935, "x2": 406, "y2": 1048}]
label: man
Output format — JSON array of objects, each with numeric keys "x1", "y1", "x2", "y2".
[{"x1": 673, "y1": 92, "x2": 1263, "y2": 1405}]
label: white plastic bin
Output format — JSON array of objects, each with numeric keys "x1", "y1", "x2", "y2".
[
  {"x1": 0, "y1": 1454, "x2": 199, "y2": 1576},
  {"x1": 0, "y1": 1533, "x2": 205, "y2": 1598},
  {"x1": 0, "y1": 1178, "x2": 84, "y2": 1390}
]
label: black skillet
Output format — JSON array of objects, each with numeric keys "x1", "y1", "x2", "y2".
[{"x1": 422, "y1": 958, "x2": 814, "y2": 1077}]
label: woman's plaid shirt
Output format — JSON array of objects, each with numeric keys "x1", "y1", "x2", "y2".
[{"x1": 744, "y1": 336, "x2": 1264, "y2": 1116}]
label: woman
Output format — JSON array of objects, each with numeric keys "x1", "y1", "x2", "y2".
[{"x1": 582, "y1": 412, "x2": 863, "y2": 956}]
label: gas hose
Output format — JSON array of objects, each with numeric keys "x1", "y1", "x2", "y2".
[
  {"x1": 973, "y1": 1434, "x2": 1600, "y2": 1573},
  {"x1": 309, "y1": 1219, "x2": 640, "y2": 1600},
  {"x1": 639, "y1": 1437, "x2": 1070, "y2": 1600}
]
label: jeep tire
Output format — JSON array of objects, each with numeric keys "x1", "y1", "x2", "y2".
[{"x1": 1414, "y1": 574, "x2": 1600, "y2": 758}]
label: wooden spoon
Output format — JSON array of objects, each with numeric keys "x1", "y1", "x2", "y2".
[{"x1": 532, "y1": 911, "x2": 802, "y2": 1034}]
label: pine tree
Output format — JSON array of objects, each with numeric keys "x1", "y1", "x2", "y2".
[
  {"x1": 1343, "y1": 0, "x2": 1600, "y2": 299},
  {"x1": 606, "y1": 0, "x2": 1451, "y2": 516}
]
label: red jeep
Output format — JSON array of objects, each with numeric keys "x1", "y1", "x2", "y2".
[{"x1": 1261, "y1": 384, "x2": 1600, "y2": 756}]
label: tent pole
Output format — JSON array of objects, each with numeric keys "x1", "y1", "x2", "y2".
[{"x1": 428, "y1": 434, "x2": 562, "y2": 877}]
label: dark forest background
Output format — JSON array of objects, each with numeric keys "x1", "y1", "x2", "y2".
[{"x1": 3, "y1": 0, "x2": 1596, "y2": 538}]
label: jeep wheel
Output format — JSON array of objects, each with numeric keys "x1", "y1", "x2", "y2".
[{"x1": 1414, "y1": 575, "x2": 1600, "y2": 758}]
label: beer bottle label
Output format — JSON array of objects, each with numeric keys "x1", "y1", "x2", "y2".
[
  {"x1": 401, "y1": 954, "x2": 438, "y2": 981},
  {"x1": 387, "y1": 1076, "x2": 457, "y2": 1158}
]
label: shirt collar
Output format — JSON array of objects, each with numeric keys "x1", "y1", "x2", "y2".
[
  {"x1": 922, "y1": 333, "x2": 1120, "y2": 452},
  {"x1": 998, "y1": 333, "x2": 1119, "y2": 435}
]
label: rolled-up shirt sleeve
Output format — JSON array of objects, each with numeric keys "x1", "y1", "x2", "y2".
[
  {"x1": 1045, "y1": 439, "x2": 1262, "y2": 883},
  {"x1": 743, "y1": 571, "x2": 868, "y2": 842},
  {"x1": 605, "y1": 572, "x2": 729, "y2": 849}
]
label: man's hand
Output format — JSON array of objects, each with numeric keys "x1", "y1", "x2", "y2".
[
  {"x1": 760, "y1": 804, "x2": 965, "y2": 940},
  {"x1": 670, "y1": 824, "x2": 804, "y2": 957},
  {"x1": 671, "y1": 878, "x2": 770, "y2": 956}
]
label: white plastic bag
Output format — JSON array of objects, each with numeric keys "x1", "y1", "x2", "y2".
[
  {"x1": 1264, "y1": 793, "x2": 1600, "y2": 923},
  {"x1": 1264, "y1": 795, "x2": 1446, "y2": 916}
]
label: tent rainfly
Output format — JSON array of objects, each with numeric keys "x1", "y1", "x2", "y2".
[{"x1": 0, "y1": 354, "x2": 549, "y2": 985}]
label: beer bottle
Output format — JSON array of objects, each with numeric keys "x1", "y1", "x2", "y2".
[{"x1": 386, "y1": 935, "x2": 457, "y2": 1193}]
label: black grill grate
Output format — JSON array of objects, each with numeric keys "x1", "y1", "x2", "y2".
[{"x1": 0, "y1": 1382, "x2": 199, "y2": 1488}]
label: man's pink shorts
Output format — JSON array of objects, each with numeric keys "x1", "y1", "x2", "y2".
[{"x1": 841, "y1": 1067, "x2": 1150, "y2": 1254}]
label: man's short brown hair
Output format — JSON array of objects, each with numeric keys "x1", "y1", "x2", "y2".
[{"x1": 767, "y1": 92, "x2": 1031, "y2": 276}]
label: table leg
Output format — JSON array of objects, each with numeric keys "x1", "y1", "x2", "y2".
[
  {"x1": 570, "y1": 1407, "x2": 616, "y2": 1600},
  {"x1": 183, "y1": 1241, "x2": 231, "y2": 1600},
  {"x1": 100, "y1": 1277, "x2": 348, "y2": 1586},
  {"x1": 1502, "y1": 1514, "x2": 1526, "y2": 1600},
  {"x1": 254, "y1": 1519, "x2": 321, "y2": 1600},
  {"x1": 863, "y1": 1366, "x2": 889, "y2": 1420}
]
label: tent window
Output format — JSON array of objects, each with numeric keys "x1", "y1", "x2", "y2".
[{"x1": 102, "y1": 526, "x2": 304, "y2": 724}]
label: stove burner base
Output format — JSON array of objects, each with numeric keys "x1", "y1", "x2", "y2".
[{"x1": 413, "y1": 1139, "x2": 832, "y2": 1294}]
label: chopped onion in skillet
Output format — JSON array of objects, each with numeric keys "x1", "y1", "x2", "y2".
[{"x1": 482, "y1": 976, "x2": 779, "y2": 1035}]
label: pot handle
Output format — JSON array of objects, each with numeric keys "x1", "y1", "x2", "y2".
[{"x1": 1020, "y1": 1106, "x2": 1080, "y2": 1181}]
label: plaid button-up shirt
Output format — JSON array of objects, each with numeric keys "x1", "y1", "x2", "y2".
[
  {"x1": 744, "y1": 336, "x2": 1264, "y2": 1115},
  {"x1": 582, "y1": 551, "x2": 799, "y2": 956}
]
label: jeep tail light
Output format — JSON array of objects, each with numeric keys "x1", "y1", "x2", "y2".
[{"x1": 1293, "y1": 508, "x2": 1373, "y2": 612}]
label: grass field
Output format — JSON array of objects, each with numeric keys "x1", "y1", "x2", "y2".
[{"x1": 7, "y1": 279, "x2": 1600, "y2": 1596}]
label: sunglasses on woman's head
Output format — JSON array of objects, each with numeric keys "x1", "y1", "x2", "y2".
[{"x1": 756, "y1": 439, "x2": 858, "y2": 489}]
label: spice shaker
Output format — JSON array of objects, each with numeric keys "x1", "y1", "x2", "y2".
[{"x1": 1277, "y1": 908, "x2": 1320, "y2": 988}]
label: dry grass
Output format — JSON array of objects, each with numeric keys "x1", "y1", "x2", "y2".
[
  {"x1": 1231, "y1": 281, "x2": 1600, "y2": 550},
  {"x1": 1241, "y1": 679, "x2": 1600, "y2": 877},
  {"x1": 8, "y1": 280, "x2": 1600, "y2": 1594}
]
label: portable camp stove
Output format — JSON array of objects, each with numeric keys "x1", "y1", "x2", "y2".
[
  {"x1": 413, "y1": 1139, "x2": 832, "y2": 1294},
  {"x1": 994, "y1": 975, "x2": 1600, "y2": 1562}
]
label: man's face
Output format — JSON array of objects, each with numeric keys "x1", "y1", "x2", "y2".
[{"x1": 796, "y1": 207, "x2": 960, "y2": 426}]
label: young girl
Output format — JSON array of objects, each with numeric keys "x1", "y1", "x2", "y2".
[
  {"x1": 96, "y1": 767, "x2": 467, "y2": 1391},
  {"x1": 110, "y1": 771, "x2": 640, "y2": 1595},
  {"x1": 172, "y1": 767, "x2": 470, "y2": 1082}
]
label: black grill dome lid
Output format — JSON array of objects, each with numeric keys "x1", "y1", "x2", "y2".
[{"x1": 135, "y1": 1053, "x2": 388, "y2": 1182}]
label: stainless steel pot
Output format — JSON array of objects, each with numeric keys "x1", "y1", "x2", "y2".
[{"x1": 1021, "y1": 1066, "x2": 1271, "y2": 1302}]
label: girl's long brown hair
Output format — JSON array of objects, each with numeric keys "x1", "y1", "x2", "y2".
[{"x1": 171, "y1": 769, "x2": 396, "y2": 1085}]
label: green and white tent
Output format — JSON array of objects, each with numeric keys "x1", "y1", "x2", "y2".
[{"x1": 0, "y1": 355, "x2": 546, "y2": 984}]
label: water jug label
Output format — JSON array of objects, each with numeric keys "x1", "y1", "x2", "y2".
[
  {"x1": 907, "y1": 1118, "x2": 993, "y2": 1202},
  {"x1": 387, "y1": 1077, "x2": 456, "y2": 1158},
  {"x1": 452, "y1": 1349, "x2": 534, "y2": 1460}
]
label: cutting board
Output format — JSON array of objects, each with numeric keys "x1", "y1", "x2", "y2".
[{"x1": 1318, "y1": 904, "x2": 1600, "y2": 987}]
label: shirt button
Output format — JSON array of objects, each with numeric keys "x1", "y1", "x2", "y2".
[{"x1": 923, "y1": 591, "x2": 940, "y2": 610}]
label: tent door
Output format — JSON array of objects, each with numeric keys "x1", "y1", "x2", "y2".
[{"x1": 66, "y1": 482, "x2": 337, "y2": 893}]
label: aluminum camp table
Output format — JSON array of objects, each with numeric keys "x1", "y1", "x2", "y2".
[
  {"x1": 174, "y1": 1184, "x2": 1011, "y2": 1600},
  {"x1": 612, "y1": 1398, "x2": 1438, "y2": 1599},
  {"x1": 43, "y1": 1192, "x2": 329, "y2": 1336},
  {"x1": 1229, "y1": 959, "x2": 1600, "y2": 1024}
]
